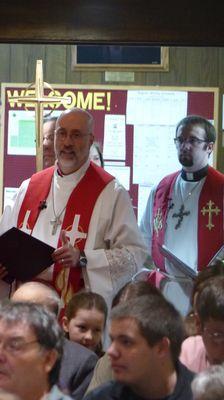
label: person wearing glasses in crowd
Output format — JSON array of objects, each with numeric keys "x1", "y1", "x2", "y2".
[
  {"x1": 43, "y1": 117, "x2": 57, "y2": 169},
  {"x1": 180, "y1": 276, "x2": 224, "y2": 373},
  {"x1": 0, "y1": 108, "x2": 147, "y2": 314},
  {"x1": 11, "y1": 281, "x2": 98, "y2": 400},
  {"x1": 140, "y1": 115, "x2": 224, "y2": 316},
  {"x1": 0, "y1": 301, "x2": 73, "y2": 400}
]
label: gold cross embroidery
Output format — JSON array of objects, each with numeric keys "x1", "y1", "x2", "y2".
[
  {"x1": 201, "y1": 200, "x2": 221, "y2": 231},
  {"x1": 153, "y1": 208, "x2": 163, "y2": 237}
]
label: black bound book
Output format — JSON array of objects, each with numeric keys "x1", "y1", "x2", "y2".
[{"x1": 0, "y1": 227, "x2": 55, "y2": 284}]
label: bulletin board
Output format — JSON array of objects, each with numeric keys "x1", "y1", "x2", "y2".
[{"x1": 0, "y1": 84, "x2": 219, "y2": 221}]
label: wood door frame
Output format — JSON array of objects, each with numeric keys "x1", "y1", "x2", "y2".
[{"x1": 0, "y1": 2, "x2": 224, "y2": 46}]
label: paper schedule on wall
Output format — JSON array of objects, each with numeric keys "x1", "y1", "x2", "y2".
[{"x1": 1, "y1": 83, "x2": 218, "y2": 220}]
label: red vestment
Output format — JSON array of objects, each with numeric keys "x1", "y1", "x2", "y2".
[{"x1": 17, "y1": 162, "x2": 114, "y2": 304}]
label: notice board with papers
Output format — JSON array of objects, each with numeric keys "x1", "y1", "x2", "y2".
[{"x1": 0, "y1": 84, "x2": 219, "y2": 222}]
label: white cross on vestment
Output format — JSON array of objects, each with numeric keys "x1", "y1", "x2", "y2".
[{"x1": 65, "y1": 215, "x2": 87, "y2": 246}]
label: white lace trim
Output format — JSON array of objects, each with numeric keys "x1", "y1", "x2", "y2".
[{"x1": 105, "y1": 248, "x2": 137, "y2": 292}]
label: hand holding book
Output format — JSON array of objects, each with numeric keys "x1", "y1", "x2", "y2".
[{"x1": 0, "y1": 227, "x2": 55, "y2": 283}]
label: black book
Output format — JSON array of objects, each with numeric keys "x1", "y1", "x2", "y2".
[{"x1": 0, "y1": 227, "x2": 55, "y2": 284}]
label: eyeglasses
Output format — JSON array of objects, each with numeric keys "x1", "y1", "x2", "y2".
[
  {"x1": 55, "y1": 128, "x2": 91, "y2": 143},
  {"x1": 0, "y1": 338, "x2": 39, "y2": 355},
  {"x1": 174, "y1": 137, "x2": 208, "y2": 146},
  {"x1": 203, "y1": 329, "x2": 224, "y2": 344}
]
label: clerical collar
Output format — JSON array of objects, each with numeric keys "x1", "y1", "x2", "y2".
[
  {"x1": 181, "y1": 165, "x2": 208, "y2": 181},
  {"x1": 56, "y1": 159, "x2": 90, "y2": 178},
  {"x1": 56, "y1": 162, "x2": 64, "y2": 177}
]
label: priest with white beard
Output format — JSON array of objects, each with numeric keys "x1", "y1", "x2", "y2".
[{"x1": 0, "y1": 108, "x2": 148, "y2": 311}]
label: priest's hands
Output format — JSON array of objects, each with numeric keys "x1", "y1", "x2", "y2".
[{"x1": 52, "y1": 230, "x2": 80, "y2": 268}]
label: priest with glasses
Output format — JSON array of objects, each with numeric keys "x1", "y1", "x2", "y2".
[{"x1": 140, "y1": 115, "x2": 224, "y2": 315}]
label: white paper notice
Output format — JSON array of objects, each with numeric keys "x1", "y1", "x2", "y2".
[
  {"x1": 104, "y1": 163, "x2": 130, "y2": 190},
  {"x1": 8, "y1": 110, "x2": 36, "y2": 155},
  {"x1": 137, "y1": 185, "x2": 152, "y2": 224},
  {"x1": 103, "y1": 114, "x2": 126, "y2": 160},
  {"x1": 126, "y1": 90, "x2": 187, "y2": 126},
  {"x1": 133, "y1": 124, "x2": 181, "y2": 186},
  {"x1": 4, "y1": 187, "x2": 19, "y2": 209}
]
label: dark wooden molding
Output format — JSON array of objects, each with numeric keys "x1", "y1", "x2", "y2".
[{"x1": 1, "y1": 1, "x2": 224, "y2": 46}]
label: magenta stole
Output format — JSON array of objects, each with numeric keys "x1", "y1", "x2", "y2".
[{"x1": 151, "y1": 166, "x2": 224, "y2": 274}]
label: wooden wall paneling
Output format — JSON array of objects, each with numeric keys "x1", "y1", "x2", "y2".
[
  {"x1": 0, "y1": 44, "x2": 11, "y2": 83},
  {"x1": 80, "y1": 71, "x2": 103, "y2": 85},
  {"x1": 1, "y1": 45, "x2": 222, "y2": 89},
  {"x1": 185, "y1": 48, "x2": 219, "y2": 87},
  {"x1": 197, "y1": 47, "x2": 219, "y2": 87},
  {"x1": 134, "y1": 72, "x2": 147, "y2": 86},
  {"x1": 45, "y1": 45, "x2": 67, "y2": 84},
  {"x1": 26, "y1": 44, "x2": 46, "y2": 82},
  {"x1": 10, "y1": 45, "x2": 30, "y2": 82},
  {"x1": 67, "y1": 69, "x2": 82, "y2": 85},
  {"x1": 217, "y1": 48, "x2": 224, "y2": 87},
  {"x1": 185, "y1": 48, "x2": 203, "y2": 86},
  {"x1": 159, "y1": 47, "x2": 187, "y2": 87},
  {"x1": 144, "y1": 71, "x2": 160, "y2": 86},
  {"x1": 65, "y1": 45, "x2": 81, "y2": 84},
  {"x1": 10, "y1": 44, "x2": 46, "y2": 83}
]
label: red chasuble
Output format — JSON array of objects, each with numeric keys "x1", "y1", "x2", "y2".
[
  {"x1": 151, "y1": 166, "x2": 224, "y2": 272},
  {"x1": 17, "y1": 162, "x2": 114, "y2": 305}
]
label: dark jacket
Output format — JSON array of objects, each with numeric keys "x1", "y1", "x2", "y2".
[
  {"x1": 59, "y1": 338, "x2": 98, "y2": 400},
  {"x1": 84, "y1": 361, "x2": 195, "y2": 400}
]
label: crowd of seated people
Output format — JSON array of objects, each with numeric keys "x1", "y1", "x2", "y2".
[{"x1": 0, "y1": 257, "x2": 223, "y2": 399}]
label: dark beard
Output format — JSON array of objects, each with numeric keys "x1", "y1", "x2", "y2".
[{"x1": 178, "y1": 153, "x2": 193, "y2": 167}]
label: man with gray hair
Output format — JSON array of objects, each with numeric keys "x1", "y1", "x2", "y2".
[
  {"x1": 191, "y1": 364, "x2": 224, "y2": 400},
  {"x1": 11, "y1": 281, "x2": 98, "y2": 400},
  {"x1": 0, "y1": 301, "x2": 72, "y2": 400},
  {"x1": 0, "y1": 107, "x2": 147, "y2": 313},
  {"x1": 85, "y1": 295, "x2": 194, "y2": 400}
]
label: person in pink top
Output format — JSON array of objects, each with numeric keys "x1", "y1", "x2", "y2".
[{"x1": 180, "y1": 275, "x2": 224, "y2": 373}]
